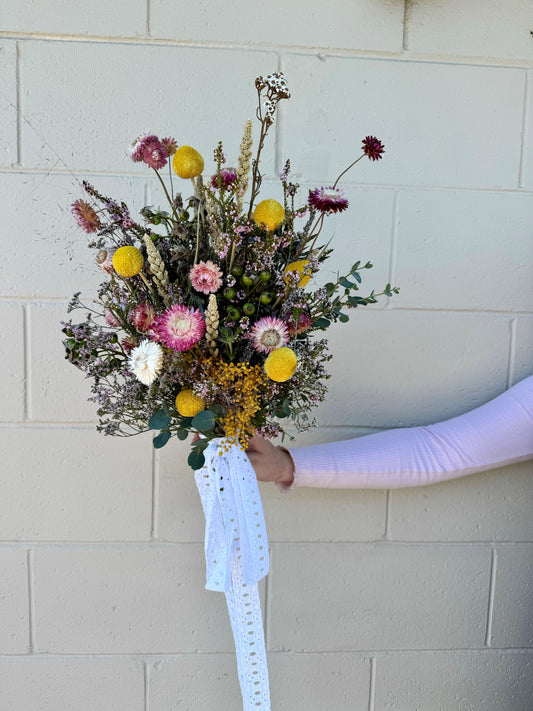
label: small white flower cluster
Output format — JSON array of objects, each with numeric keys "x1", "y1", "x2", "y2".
[{"x1": 256, "y1": 72, "x2": 291, "y2": 124}]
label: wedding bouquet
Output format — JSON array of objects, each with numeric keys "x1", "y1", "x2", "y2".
[{"x1": 62, "y1": 72, "x2": 397, "y2": 469}]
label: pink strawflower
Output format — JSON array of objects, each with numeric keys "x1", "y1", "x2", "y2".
[
  {"x1": 250, "y1": 317, "x2": 289, "y2": 354},
  {"x1": 189, "y1": 260, "x2": 223, "y2": 294},
  {"x1": 153, "y1": 304, "x2": 205, "y2": 352},
  {"x1": 121, "y1": 335, "x2": 138, "y2": 353},
  {"x1": 287, "y1": 311, "x2": 313, "y2": 336},
  {"x1": 72, "y1": 199, "x2": 101, "y2": 233},
  {"x1": 362, "y1": 135, "x2": 385, "y2": 161},
  {"x1": 129, "y1": 133, "x2": 168, "y2": 169},
  {"x1": 211, "y1": 169, "x2": 238, "y2": 190},
  {"x1": 308, "y1": 186, "x2": 349, "y2": 214},
  {"x1": 161, "y1": 137, "x2": 178, "y2": 156},
  {"x1": 132, "y1": 303, "x2": 156, "y2": 332},
  {"x1": 104, "y1": 308, "x2": 120, "y2": 327}
]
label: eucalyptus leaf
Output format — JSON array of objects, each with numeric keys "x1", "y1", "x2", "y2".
[
  {"x1": 188, "y1": 449, "x2": 206, "y2": 470},
  {"x1": 148, "y1": 410, "x2": 172, "y2": 430},
  {"x1": 339, "y1": 313, "x2": 349, "y2": 323},
  {"x1": 192, "y1": 410, "x2": 216, "y2": 431},
  {"x1": 313, "y1": 317, "x2": 331, "y2": 328},
  {"x1": 352, "y1": 272, "x2": 362, "y2": 283},
  {"x1": 153, "y1": 430, "x2": 171, "y2": 448},
  {"x1": 339, "y1": 277, "x2": 354, "y2": 289},
  {"x1": 180, "y1": 417, "x2": 193, "y2": 428},
  {"x1": 176, "y1": 429, "x2": 188, "y2": 441},
  {"x1": 209, "y1": 403, "x2": 226, "y2": 418}
]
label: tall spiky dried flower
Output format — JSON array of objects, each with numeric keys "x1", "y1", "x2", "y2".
[
  {"x1": 236, "y1": 119, "x2": 253, "y2": 214},
  {"x1": 143, "y1": 235, "x2": 169, "y2": 299},
  {"x1": 205, "y1": 294, "x2": 219, "y2": 357}
]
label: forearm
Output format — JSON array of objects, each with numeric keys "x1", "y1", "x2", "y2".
[{"x1": 284, "y1": 376, "x2": 533, "y2": 490}]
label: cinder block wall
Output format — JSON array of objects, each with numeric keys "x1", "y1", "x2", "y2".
[{"x1": 1, "y1": 2, "x2": 532, "y2": 709}]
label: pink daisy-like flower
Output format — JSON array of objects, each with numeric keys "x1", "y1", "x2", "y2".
[
  {"x1": 362, "y1": 135, "x2": 385, "y2": 161},
  {"x1": 210, "y1": 169, "x2": 238, "y2": 190},
  {"x1": 132, "y1": 303, "x2": 156, "y2": 332},
  {"x1": 72, "y1": 199, "x2": 101, "y2": 233},
  {"x1": 250, "y1": 317, "x2": 289, "y2": 354},
  {"x1": 308, "y1": 186, "x2": 349, "y2": 214},
  {"x1": 189, "y1": 260, "x2": 223, "y2": 295},
  {"x1": 286, "y1": 311, "x2": 313, "y2": 336},
  {"x1": 153, "y1": 304, "x2": 205, "y2": 352},
  {"x1": 161, "y1": 137, "x2": 178, "y2": 156}
]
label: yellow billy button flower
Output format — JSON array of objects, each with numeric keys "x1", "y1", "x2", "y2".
[
  {"x1": 264, "y1": 347, "x2": 297, "y2": 383},
  {"x1": 175, "y1": 389, "x2": 206, "y2": 417},
  {"x1": 172, "y1": 146, "x2": 204, "y2": 179},
  {"x1": 284, "y1": 259, "x2": 311, "y2": 288},
  {"x1": 253, "y1": 199, "x2": 285, "y2": 231},
  {"x1": 112, "y1": 246, "x2": 144, "y2": 277}
]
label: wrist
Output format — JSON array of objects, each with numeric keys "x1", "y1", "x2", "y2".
[{"x1": 277, "y1": 447, "x2": 295, "y2": 485}]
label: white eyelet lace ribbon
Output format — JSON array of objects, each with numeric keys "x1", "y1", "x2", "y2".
[{"x1": 194, "y1": 438, "x2": 271, "y2": 711}]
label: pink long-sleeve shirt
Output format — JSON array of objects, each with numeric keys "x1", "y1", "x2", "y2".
[{"x1": 286, "y1": 376, "x2": 533, "y2": 490}]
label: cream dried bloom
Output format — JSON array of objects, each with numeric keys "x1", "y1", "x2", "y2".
[{"x1": 128, "y1": 340, "x2": 164, "y2": 385}]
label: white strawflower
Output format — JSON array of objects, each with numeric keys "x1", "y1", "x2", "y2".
[{"x1": 128, "y1": 340, "x2": 164, "y2": 385}]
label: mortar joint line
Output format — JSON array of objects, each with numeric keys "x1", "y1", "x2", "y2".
[
  {"x1": 27, "y1": 548, "x2": 35, "y2": 653},
  {"x1": 146, "y1": 0, "x2": 151, "y2": 38},
  {"x1": 368, "y1": 656, "x2": 376, "y2": 711},
  {"x1": 506, "y1": 317, "x2": 517, "y2": 389},
  {"x1": 144, "y1": 659, "x2": 150, "y2": 711},
  {"x1": 150, "y1": 447, "x2": 159, "y2": 540},
  {"x1": 518, "y1": 69, "x2": 529, "y2": 189},
  {"x1": 385, "y1": 189, "x2": 400, "y2": 311},
  {"x1": 15, "y1": 40, "x2": 22, "y2": 166},
  {"x1": 484, "y1": 547, "x2": 498, "y2": 647},
  {"x1": 383, "y1": 490, "x2": 392, "y2": 540},
  {"x1": 402, "y1": 0, "x2": 413, "y2": 53}
]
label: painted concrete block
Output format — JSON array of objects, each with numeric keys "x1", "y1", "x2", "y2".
[
  {"x1": 268, "y1": 652, "x2": 370, "y2": 711},
  {"x1": 2, "y1": 0, "x2": 146, "y2": 37},
  {"x1": 319, "y1": 310, "x2": 510, "y2": 428},
  {"x1": 513, "y1": 316, "x2": 533, "y2": 384},
  {"x1": 0, "y1": 302, "x2": 25, "y2": 422},
  {"x1": 390, "y1": 461, "x2": 533, "y2": 542},
  {"x1": 0, "y1": 41, "x2": 18, "y2": 167},
  {"x1": 33, "y1": 544, "x2": 236, "y2": 652},
  {"x1": 20, "y1": 42, "x2": 277, "y2": 174},
  {"x1": 29, "y1": 301, "x2": 96, "y2": 422},
  {"x1": 0, "y1": 548, "x2": 29, "y2": 653},
  {"x1": 394, "y1": 189, "x2": 533, "y2": 312},
  {"x1": 148, "y1": 654, "x2": 241, "y2": 711},
  {"x1": 491, "y1": 544, "x2": 533, "y2": 648},
  {"x1": 281, "y1": 55, "x2": 524, "y2": 189},
  {"x1": 269, "y1": 543, "x2": 490, "y2": 651},
  {"x1": 0, "y1": 172, "x2": 145, "y2": 298},
  {"x1": 375, "y1": 650, "x2": 533, "y2": 711},
  {"x1": 0, "y1": 427, "x2": 152, "y2": 540},
  {"x1": 0, "y1": 656, "x2": 144, "y2": 711},
  {"x1": 406, "y1": 0, "x2": 533, "y2": 62},
  {"x1": 150, "y1": 0, "x2": 404, "y2": 53}
]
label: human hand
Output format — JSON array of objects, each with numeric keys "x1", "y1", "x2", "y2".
[{"x1": 246, "y1": 434, "x2": 295, "y2": 486}]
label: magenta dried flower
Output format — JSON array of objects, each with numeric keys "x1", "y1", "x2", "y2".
[
  {"x1": 362, "y1": 136, "x2": 385, "y2": 161},
  {"x1": 132, "y1": 303, "x2": 156, "y2": 332},
  {"x1": 152, "y1": 304, "x2": 205, "y2": 352},
  {"x1": 210, "y1": 169, "x2": 238, "y2": 190},
  {"x1": 129, "y1": 133, "x2": 168, "y2": 169},
  {"x1": 308, "y1": 186, "x2": 349, "y2": 214}
]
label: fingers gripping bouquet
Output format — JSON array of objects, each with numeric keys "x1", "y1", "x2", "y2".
[{"x1": 63, "y1": 72, "x2": 397, "y2": 470}]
